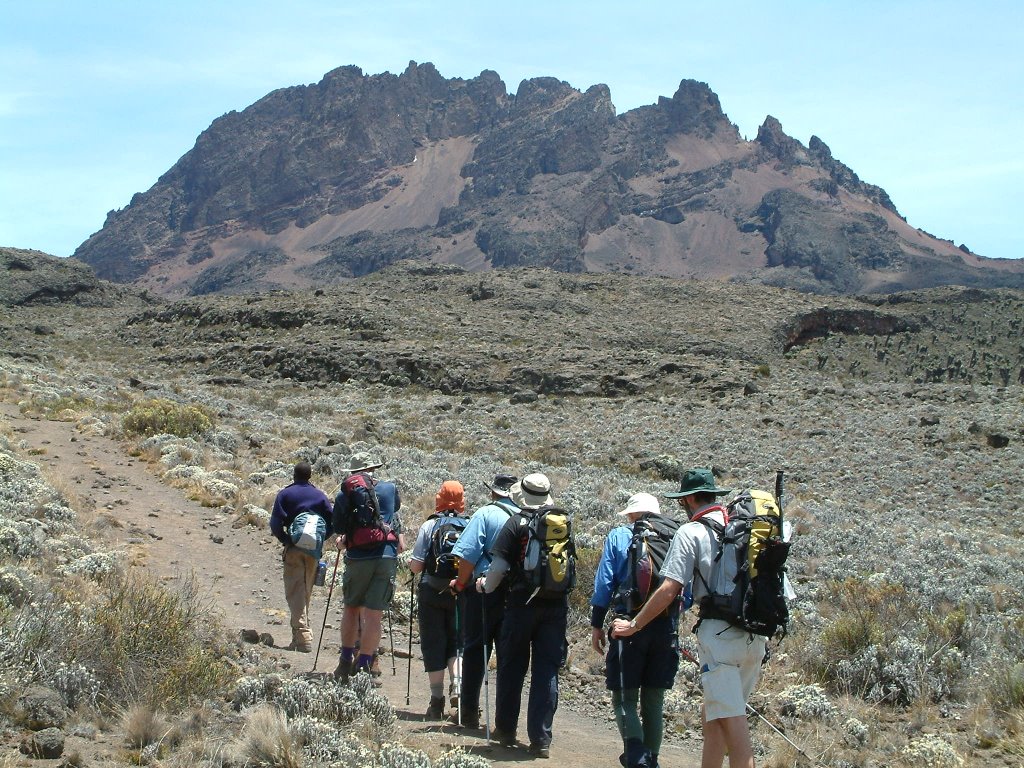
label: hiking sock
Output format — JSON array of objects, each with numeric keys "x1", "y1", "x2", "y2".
[
  {"x1": 430, "y1": 681, "x2": 444, "y2": 699},
  {"x1": 611, "y1": 688, "x2": 644, "y2": 742},
  {"x1": 639, "y1": 687, "x2": 666, "y2": 756},
  {"x1": 356, "y1": 653, "x2": 374, "y2": 671},
  {"x1": 340, "y1": 646, "x2": 356, "y2": 665}
]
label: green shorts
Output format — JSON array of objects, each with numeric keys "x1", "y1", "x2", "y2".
[{"x1": 342, "y1": 557, "x2": 398, "y2": 610}]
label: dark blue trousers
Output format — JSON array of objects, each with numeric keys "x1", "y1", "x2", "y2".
[
  {"x1": 495, "y1": 590, "x2": 568, "y2": 747},
  {"x1": 459, "y1": 584, "x2": 506, "y2": 721}
]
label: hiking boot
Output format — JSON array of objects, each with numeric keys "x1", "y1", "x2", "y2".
[
  {"x1": 488, "y1": 727, "x2": 516, "y2": 747},
  {"x1": 448, "y1": 682, "x2": 459, "y2": 711},
  {"x1": 333, "y1": 658, "x2": 353, "y2": 683},
  {"x1": 458, "y1": 711, "x2": 480, "y2": 729},
  {"x1": 425, "y1": 696, "x2": 446, "y2": 719},
  {"x1": 286, "y1": 641, "x2": 312, "y2": 653},
  {"x1": 528, "y1": 742, "x2": 550, "y2": 759}
]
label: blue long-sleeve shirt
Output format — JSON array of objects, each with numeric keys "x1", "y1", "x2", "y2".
[
  {"x1": 270, "y1": 482, "x2": 334, "y2": 546},
  {"x1": 591, "y1": 525, "x2": 632, "y2": 624},
  {"x1": 451, "y1": 498, "x2": 519, "y2": 578}
]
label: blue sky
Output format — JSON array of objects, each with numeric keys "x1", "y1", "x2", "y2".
[{"x1": 2, "y1": 1, "x2": 1021, "y2": 261}]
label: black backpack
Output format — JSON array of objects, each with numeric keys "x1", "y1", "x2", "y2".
[
  {"x1": 615, "y1": 513, "x2": 682, "y2": 616},
  {"x1": 424, "y1": 510, "x2": 468, "y2": 580},
  {"x1": 695, "y1": 489, "x2": 790, "y2": 639},
  {"x1": 341, "y1": 472, "x2": 397, "y2": 550}
]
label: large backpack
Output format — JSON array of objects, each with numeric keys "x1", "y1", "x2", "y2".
[
  {"x1": 289, "y1": 511, "x2": 328, "y2": 559},
  {"x1": 616, "y1": 512, "x2": 682, "y2": 616},
  {"x1": 520, "y1": 506, "x2": 576, "y2": 599},
  {"x1": 424, "y1": 510, "x2": 468, "y2": 581},
  {"x1": 695, "y1": 489, "x2": 790, "y2": 639},
  {"x1": 341, "y1": 472, "x2": 398, "y2": 550}
]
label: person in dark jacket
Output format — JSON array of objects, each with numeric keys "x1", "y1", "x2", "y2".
[
  {"x1": 270, "y1": 460, "x2": 334, "y2": 652},
  {"x1": 482, "y1": 473, "x2": 563, "y2": 759}
]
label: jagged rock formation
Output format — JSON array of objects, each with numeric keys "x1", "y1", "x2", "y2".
[{"x1": 72, "y1": 62, "x2": 1024, "y2": 297}]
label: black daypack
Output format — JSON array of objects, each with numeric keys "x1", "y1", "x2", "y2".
[
  {"x1": 695, "y1": 489, "x2": 790, "y2": 639},
  {"x1": 341, "y1": 472, "x2": 397, "y2": 550},
  {"x1": 520, "y1": 506, "x2": 576, "y2": 599},
  {"x1": 424, "y1": 510, "x2": 468, "y2": 580},
  {"x1": 616, "y1": 513, "x2": 682, "y2": 616}
]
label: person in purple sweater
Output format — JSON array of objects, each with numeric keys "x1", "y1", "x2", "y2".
[{"x1": 270, "y1": 460, "x2": 334, "y2": 652}]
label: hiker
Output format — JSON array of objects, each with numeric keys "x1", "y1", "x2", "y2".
[
  {"x1": 332, "y1": 451, "x2": 404, "y2": 682},
  {"x1": 591, "y1": 493, "x2": 679, "y2": 768},
  {"x1": 447, "y1": 473, "x2": 519, "y2": 729},
  {"x1": 483, "y1": 472, "x2": 565, "y2": 759},
  {"x1": 612, "y1": 468, "x2": 768, "y2": 768},
  {"x1": 269, "y1": 459, "x2": 334, "y2": 652},
  {"x1": 408, "y1": 480, "x2": 467, "y2": 718}
]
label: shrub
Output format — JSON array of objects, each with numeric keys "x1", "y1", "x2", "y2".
[
  {"x1": 123, "y1": 399, "x2": 213, "y2": 439},
  {"x1": 83, "y1": 572, "x2": 236, "y2": 709},
  {"x1": 988, "y1": 663, "x2": 1024, "y2": 715}
]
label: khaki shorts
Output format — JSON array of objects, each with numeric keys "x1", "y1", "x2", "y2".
[
  {"x1": 696, "y1": 619, "x2": 767, "y2": 721},
  {"x1": 342, "y1": 557, "x2": 398, "y2": 610}
]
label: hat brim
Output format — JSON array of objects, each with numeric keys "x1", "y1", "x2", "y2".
[
  {"x1": 351, "y1": 463, "x2": 384, "y2": 473},
  {"x1": 484, "y1": 480, "x2": 514, "y2": 498},
  {"x1": 664, "y1": 487, "x2": 730, "y2": 498}
]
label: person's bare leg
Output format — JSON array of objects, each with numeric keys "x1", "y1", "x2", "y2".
[
  {"x1": 702, "y1": 707, "x2": 754, "y2": 768},
  {"x1": 341, "y1": 605, "x2": 361, "y2": 648},
  {"x1": 358, "y1": 608, "x2": 383, "y2": 656}
]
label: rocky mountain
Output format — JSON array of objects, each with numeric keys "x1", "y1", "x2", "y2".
[{"x1": 73, "y1": 62, "x2": 1024, "y2": 297}]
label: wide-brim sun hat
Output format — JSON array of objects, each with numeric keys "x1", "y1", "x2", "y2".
[
  {"x1": 664, "y1": 468, "x2": 730, "y2": 498},
  {"x1": 349, "y1": 451, "x2": 384, "y2": 473},
  {"x1": 484, "y1": 473, "x2": 518, "y2": 498},
  {"x1": 511, "y1": 472, "x2": 552, "y2": 509},
  {"x1": 618, "y1": 492, "x2": 660, "y2": 516}
]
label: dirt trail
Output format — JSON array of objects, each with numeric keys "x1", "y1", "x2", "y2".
[{"x1": 1, "y1": 402, "x2": 700, "y2": 768}]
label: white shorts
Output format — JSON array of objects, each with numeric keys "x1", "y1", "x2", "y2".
[{"x1": 696, "y1": 619, "x2": 767, "y2": 721}]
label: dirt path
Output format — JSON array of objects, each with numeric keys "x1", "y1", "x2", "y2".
[{"x1": 1, "y1": 402, "x2": 700, "y2": 767}]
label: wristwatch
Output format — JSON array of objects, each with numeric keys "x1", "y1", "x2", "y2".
[{"x1": 628, "y1": 619, "x2": 637, "y2": 630}]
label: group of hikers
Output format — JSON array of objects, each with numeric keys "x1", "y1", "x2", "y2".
[{"x1": 271, "y1": 452, "x2": 790, "y2": 768}]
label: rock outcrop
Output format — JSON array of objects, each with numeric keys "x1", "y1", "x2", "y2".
[{"x1": 71, "y1": 63, "x2": 1024, "y2": 297}]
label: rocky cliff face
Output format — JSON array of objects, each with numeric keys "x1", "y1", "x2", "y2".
[{"x1": 72, "y1": 62, "x2": 1024, "y2": 296}]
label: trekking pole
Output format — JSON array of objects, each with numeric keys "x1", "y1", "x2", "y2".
[
  {"x1": 406, "y1": 574, "x2": 415, "y2": 705},
  {"x1": 482, "y1": 591, "x2": 491, "y2": 743},
  {"x1": 775, "y1": 470, "x2": 785, "y2": 527},
  {"x1": 745, "y1": 701, "x2": 822, "y2": 765},
  {"x1": 616, "y1": 630, "x2": 629, "y2": 728},
  {"x1": 387, "y1": 605, "x2": 397, "y2": 676},
  {"x1": 454, "y1": 595, "x2": 463, "y2": 726},
  {"x1": 312, "y1": 547, "x2": 343, "y2": 672}
]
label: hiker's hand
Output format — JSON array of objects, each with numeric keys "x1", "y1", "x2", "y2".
[
  {"x1": 475, "y1": 577, "x2": 485, "y2": 593},
  {"x1": 610, "y1": 617, "x2": 635, "y2": 638},
  {"x1": 448, "y1": 578, "x2": 463, "y2": 595},
  {"x1": 591, "y1": 627, "x2": 605, "y2": 653},
  {"x1": 334, "y1": 535, "x2": 345, "y2": 550}
]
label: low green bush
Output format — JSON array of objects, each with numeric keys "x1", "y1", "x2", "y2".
[{"x1": 123, "y1": 398, "x2": 213, "y2": 438}]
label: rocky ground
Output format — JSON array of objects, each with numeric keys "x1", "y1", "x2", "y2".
[{"x1": 2, "y1": 259, "x2": 1023, "y2": 766}]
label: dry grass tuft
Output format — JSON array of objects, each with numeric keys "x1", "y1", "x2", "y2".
[
  {"x1": 234, "y1": 704, "x2": 303, "y2": 768},
  {"x1": 123, "y1": 703, "x2": 170, "y2": 748}
]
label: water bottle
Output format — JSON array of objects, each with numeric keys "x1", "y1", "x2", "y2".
[{"x1": 314, "y1": 560, "x2": 327, "y2": 587}]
